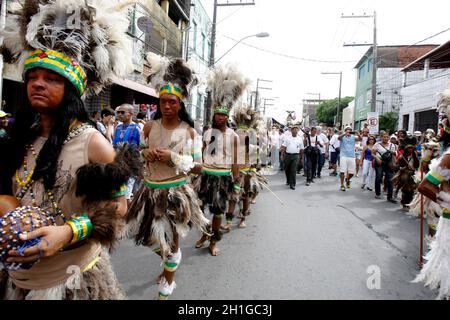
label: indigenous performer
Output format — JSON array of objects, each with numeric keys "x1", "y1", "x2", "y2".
[
  {"x1": 413, "y1": 88, "x2": 450, "y2": 299},
  {"x1": 125, "y1": 52, "x2": 210, "y2": 300},
  {"x1": 0, "y1": 0, "x2": 136, "y2": 299},
  {"x1": 233, "y1": 105, "x2": 266, "y2": 228},
  {"x1": 393, "y1": 136, "x2": 420, "y2": 210},
  {"x1": 194, "y1": 64, "x2": 249, "y2": 256}
]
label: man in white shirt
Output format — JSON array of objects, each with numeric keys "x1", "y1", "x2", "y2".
[
  {"x1": 280, "y1": 125, "x2": 305, "y2": 190},
  {"x1": 329, "y1": 129, "x2": 341, "y2": 176},
  {"x1": 279, "y1": 127, "x2": 290, "y2": 171},
  {"x1": 316, "y1": 126, "x2": 329, "y2": 179}
]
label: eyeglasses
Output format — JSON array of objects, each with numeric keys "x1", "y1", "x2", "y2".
[{"x1": 116, "y1": 111, "x2": 126, "y2": 115}]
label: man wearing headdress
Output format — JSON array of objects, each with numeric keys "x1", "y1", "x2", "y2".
[
  {"x1": 125, "y1": 53, "x2": 209, "y2": 300},
  {"x1": 0, "y1": 0, "x2": 138, "y2": 299}
]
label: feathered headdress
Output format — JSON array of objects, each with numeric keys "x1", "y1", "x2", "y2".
[
  {"x1": 233, "y1": 104, "x2": 262, "y2": 131},
  {"x1": 207, "y1": 64, "x2": 251, "y2": 116},
  {"x1": 437, "y1": 86, "x2": 450, "y2": 119},
  {"x1": 145, "y1": 52, "x2": 197, "y2": 101},
  {"x1": 1, "y1": 0, "x2": 135, "y2": 96}
]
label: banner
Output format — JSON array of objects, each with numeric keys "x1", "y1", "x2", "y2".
[{"x1": 367, "y1": 112, "x2": 379, "y2": 135}]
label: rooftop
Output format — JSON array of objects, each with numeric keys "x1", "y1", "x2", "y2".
[{"x1": 402, "y1": 40, "x2": 450, "y2": 72}]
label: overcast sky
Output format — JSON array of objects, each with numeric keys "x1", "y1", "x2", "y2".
[{"x1": 200, "y1": 0, "x2": 450, "y2": 124}]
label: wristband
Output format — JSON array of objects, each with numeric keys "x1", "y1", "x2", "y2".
[
  {"x1": 112, "y1": 184, "x2": 127, "y2": 198},
  {"x1": 66, "y1": 213, "x2": 93, "y2": 245},
  {"x1": 421, "y1": 158, "x2": 431, "y2": 164},
  {"x1": 425, "y1": 171, "x2": 445, "y2": 186},
  {"x1": 445, "y1": 125, "x2": 450, "y2": 134},
  {"x1": 233, "y1": 183, "x2": 241, "y2": 191},
  {"x1": 140, "y1": 150, "x2": 145, "y2": 160}
]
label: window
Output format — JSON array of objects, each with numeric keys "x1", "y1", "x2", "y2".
[
  {"x1": 358, "y1": 64, "x2": 366, "y2": 79},
  {"x1": 196, "y1": 93, "x2": 203, "y2": 120},
  {"x1": 192, "y1": 21, "x2": 197, "y2": 53},
  {"x1": 366, "y1": 89, "x2": 371, "y2": 105},
  {"x1": 201, "y1": 33, "x2": 206, "y2": 59},
  {"x1": 368, "y1": 59, "x2": 373, "y2": 72},
  {"x1": 402, "y1": 114, "x2": 409, "y2": 131}
]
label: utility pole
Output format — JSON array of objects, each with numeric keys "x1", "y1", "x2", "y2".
[
  {"x1": 0, "y1": 0, "x2": 7, "y2": 109},
  {"x1": 255, "y1": 78, "x2": 273, "y2": 111},
  {"x1": 204, "y1": 0, "x2": 255, "y2": 124},
  {"x1": 342, "y1": 11, "x2": 377, "y2": 113}
]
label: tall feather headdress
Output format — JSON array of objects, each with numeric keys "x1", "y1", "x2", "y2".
[
  {"x1": 145, "y1": 52, "x2": 198, "y2": 101},
  {"x1": 233, "y1": 104, "x2": 262, "y2": 131},
  {"x1": 1, "y1": 0, "x2": 135, "y2": 96},
  {"x1": 208, "y1": 64, "x2": 251, "y2": 116},
  {"x1": 437, "y1": 85, "x2": 450, "y2": 119}
]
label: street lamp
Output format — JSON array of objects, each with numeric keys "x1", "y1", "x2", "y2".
[
  {"x1": 215, "y1": 32, "x2": 269, "y2": 64},
  {"x1": 321, "y1": 71, "x2": 342, "y2": 128}
]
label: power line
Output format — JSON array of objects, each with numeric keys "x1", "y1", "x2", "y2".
[{"x1": 221, "y1": 34, "x2": 357, "y2": 63}]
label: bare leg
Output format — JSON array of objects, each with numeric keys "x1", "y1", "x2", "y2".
[{"x1": 209, "y1": 214, "x2": 222, "y2": 256}]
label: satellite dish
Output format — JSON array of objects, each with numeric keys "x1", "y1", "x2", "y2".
[{"x1": 137, "y1": 16, "x2": 153, "y2": 34}]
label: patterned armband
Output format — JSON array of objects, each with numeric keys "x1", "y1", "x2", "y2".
[
  {"x1": 443, "y1": 208, "x2": 450, "y2": 219},
  {"x1": 112, "y1": 184, "x2": 127, "y2": 198},
  {"x1": 425, "y1": 171, "x2": 445, "y2": 186},
  {"x1": 233, "y1": 183, "x2": 241, "y2": 191},
  {"x1": 421, "y1": 158, "x2": 431, "y2": 164},
  {"x1": 444, "y1": 125, "x2": 450, "y2": 135},
  {"x1": 66, "y1": 213, "x2": 93, "y2": 245}
]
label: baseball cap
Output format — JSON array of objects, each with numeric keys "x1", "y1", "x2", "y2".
[{"x1": 0, "y1": 111, "x2": 11, "y2": 118}]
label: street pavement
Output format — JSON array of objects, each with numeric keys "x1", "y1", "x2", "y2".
[{"x1": 111, "y1": 167, "x2": 437, "y2": 300}]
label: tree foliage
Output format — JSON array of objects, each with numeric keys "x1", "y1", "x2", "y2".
[
  {"x1": 379, "y1": 112, "x2": 398, "y2": 134},
  {"x1": 316, "y1": 96, "x2": 354, "y2": 126}
]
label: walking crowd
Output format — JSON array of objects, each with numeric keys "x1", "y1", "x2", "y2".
[{"x1": 0, "y1": 0, "x2": 450, "y2": 302}]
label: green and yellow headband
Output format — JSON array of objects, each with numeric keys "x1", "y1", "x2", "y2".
[
  {"x1": 24, "y1": 49, "x2": 87, "y2": 96},
  {"x1": 159, "y1": 84, "x2": 184, "y2": 100},
  {"x1": 213, "y1": 106, "x2": 230, "y2": 116}
]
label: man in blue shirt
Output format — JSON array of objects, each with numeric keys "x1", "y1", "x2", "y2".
[
  {"x1": 113, "y1": 104, "x2": 140, "y2": 146},
  {"x1": 113, "y1": 104, "x2": 140, "y2": 203},
  {"x1": 338, "y1": 126, "x2": 361, "y2": 191}
]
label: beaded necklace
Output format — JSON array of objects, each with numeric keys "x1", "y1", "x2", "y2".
[{"x1": 16, "y1": 122, "x2": 93, "y2": 222}]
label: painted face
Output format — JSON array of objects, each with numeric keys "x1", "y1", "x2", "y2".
[
  {"x1": 27, "y1": 67, "x2": 66, "y2": 112},
  {"x1": 159, "y1": 93, "x2": 181, "y2": 120},
  {"x1": 214, "y1": 113, "x2": 229, "y2": 128}
]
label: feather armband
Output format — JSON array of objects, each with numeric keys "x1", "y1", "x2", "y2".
[
  {"x1": 170, "y1": 153, "x2": 195, "y2": 174},
  {"x1": 425, "y1": 171, "x2": 446, "y2": 186}
]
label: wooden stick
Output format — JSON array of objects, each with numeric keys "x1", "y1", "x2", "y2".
[
  {"x1": 262, "y1": 183, "x2": 285, "y2": 205},
  {"x1": 419, "y1": 163, "x2": 424, "y2": 268}
]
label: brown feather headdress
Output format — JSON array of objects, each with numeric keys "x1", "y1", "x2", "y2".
[{"x1": 1, "y1": 0, "x2": 135, "y2": 96}]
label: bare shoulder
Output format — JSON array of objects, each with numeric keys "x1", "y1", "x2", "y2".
[{"x1": 88, "y1": 131, "x2": 115, "y2": 164}]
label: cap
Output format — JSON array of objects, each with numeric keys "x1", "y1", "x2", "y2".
[{"x1": 0, "y1": 111, "x2": 11, "y2": 118}]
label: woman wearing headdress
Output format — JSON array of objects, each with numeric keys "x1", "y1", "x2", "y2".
[
  {"x1": 193, "y1": 64, "x2": 249, "y2": 256},
  {"x1": 413, "y1": 87, "x2": 450, "y2": 299},
  {"x1": 0, "y1": 0, "x2": 137, "y2": 299},
  {"x1": 392, "y1": 136, "x2": 420, "y2": 210},
  {"x1": 125, "y1": 53, "x2": 210, "y2": 300},
  {"x1": 233, "y1": 105, "x2": 266, "y2": 228}
]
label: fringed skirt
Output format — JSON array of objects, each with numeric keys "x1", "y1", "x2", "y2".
[
  {"x1": 125, "y1": 180, "x2": 210, "y2": 259},
  {"x1": 1, "y1": 249, "x2": 125, "y2": 300},
  {"x1": 194, "y1": 172, "x2": 236, "y2": 214},
  {"x1": 414, "y1": 213, "x2": 450, "y2": 299},
  {"x1": 240, "y1": 170, "x2": 268, "y2": 198}
]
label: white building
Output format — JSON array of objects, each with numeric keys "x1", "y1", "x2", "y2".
[
  {"x1": 398, "y1": 41, "x2": 450, "y2": 133},
  {"x1": 342, "y1": 101, "x2": 355, "y2": 129},
  {"x1": 186, "y1": 0, "x2": 212, "y2": 129}
]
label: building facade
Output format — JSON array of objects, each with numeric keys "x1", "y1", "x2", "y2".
[
  {"x1": 353, "y1": 45, "x2": 438, "y2": 130},
  {"x1": 185, "y1": 0, "x2": 211, "y2": 129},
  {"x1": 398, "y1": 41, "x2": 450, "y2": 133},
  {"x1": 302, "y1": 99, "x2": 321, "y2": 128}
]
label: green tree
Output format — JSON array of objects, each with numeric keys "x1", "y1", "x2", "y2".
[
  {"x1": 316, "y1": 96, "x2": 354, "y2": 126},
  {"x1": 379, "y1": 112, "x2": 398, "y2": 134}
]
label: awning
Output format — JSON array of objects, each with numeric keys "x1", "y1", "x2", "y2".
[{"x1": 111, "y1": 76, "x2": 158, "y2": 98}]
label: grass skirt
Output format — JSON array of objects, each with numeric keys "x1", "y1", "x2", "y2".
[
  {"x1": 1, "y1": 249, "x2": 125, "y2": 300},
  {"x1": 125, "y1": 183, "x2": 210, "y2": 259}
]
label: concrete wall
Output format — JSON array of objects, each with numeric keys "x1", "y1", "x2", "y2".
[{"x1": 398, "y1": 69, "x2": 450, "y2": 132}]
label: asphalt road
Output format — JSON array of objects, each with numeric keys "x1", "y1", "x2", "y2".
[{"x1": 111, "y1": 168, "x2": 437, "y2": 300}]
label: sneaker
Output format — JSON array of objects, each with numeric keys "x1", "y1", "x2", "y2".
[
  {"x1": 341, "y1": 185, "x2": 346, "y2": 191},
  {"x1": 158, "y1": 278, "x2": 177, "y2": 300},
  {"x1": 305, "y1": 182, "x2": 310, "y2": 186},
  {"x1": 375, "y1": 195, "x2": 381, "y2": 199},
  {"x1": 366, "y1": 187, "x2": 373, "y2": 191},
  {"x1": 361, "y1": 184, "x2": 366, "y2": 190},
  {"x1": 387, "y1": 198, "x2": 398, "y2": 204},
  {"x1": 346, "y1": 180, "x2": 351, "y2": 189},
  {"x1": 317, "y1": 175, "x2": 321, "y2": 179}
]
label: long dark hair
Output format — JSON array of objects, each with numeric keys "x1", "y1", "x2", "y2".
[
  {"x1": 0, "y1": 75, "x2": 89, "y2": 193},
  {"x1": 211, "y1": 113, "x2": 230, "y2": 130},
  {"x1": 153, "y1": 100, "x2": 195, "y2": 128}
]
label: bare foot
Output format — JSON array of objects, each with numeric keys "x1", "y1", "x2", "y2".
[
  {"x1": 220, "y1": 223, "x2": 232, "y2": 233},
  {"x1": 209, "y1": 242, "x2": 220, "y2": 256},
  {"x1": 195, "y1": 234, "x2": 208, "y2": 249},
  {"x1": 156, "y1": 271, "x2": 165, "y2": 284},
  {"x1": 251, "y1": 198, "x2": 257, "y2": 204},
  {"x1": 238, "y1": 219, "x2": 246, "y2": 229}
]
